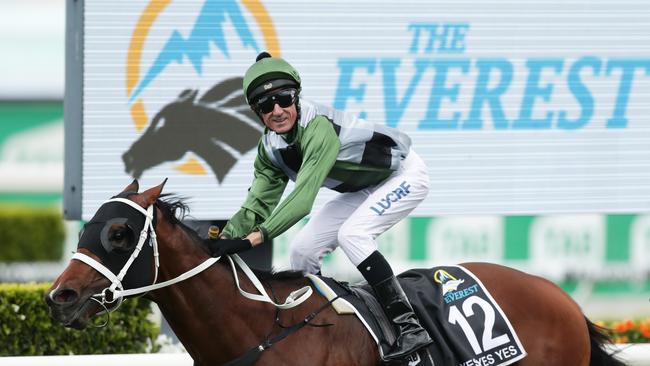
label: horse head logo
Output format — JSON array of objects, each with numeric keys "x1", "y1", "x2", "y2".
[
  {"x1": 434, "y1": 269, "x2": 465, "y2": 295},
  {"x1": 122, "y1": 77, "x2": 263, "y2": 183}
]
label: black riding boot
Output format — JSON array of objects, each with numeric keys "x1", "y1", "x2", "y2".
[
  {"x1": 358, "y1": 251, "x2": 432, "y2": 362},
  {"x1": 373, "y1": 275, "x2": 433, "y2": 361}
]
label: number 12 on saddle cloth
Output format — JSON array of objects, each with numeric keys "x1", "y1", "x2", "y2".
[{"x1": 311, "y1": 265, "x2": 526, "y2": 366}]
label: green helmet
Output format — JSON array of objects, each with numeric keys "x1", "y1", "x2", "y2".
[{"x1": 243, "y1": 52, "x2": 301, "y2": 104}]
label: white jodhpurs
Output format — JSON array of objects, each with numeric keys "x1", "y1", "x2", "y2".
[{"x1": 289, "y1": 149, "x2": 430, "y2": 274}]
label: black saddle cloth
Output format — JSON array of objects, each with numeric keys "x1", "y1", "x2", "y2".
[{"x1": 318, "y1": 265, "x2": 526, "y2": 366}]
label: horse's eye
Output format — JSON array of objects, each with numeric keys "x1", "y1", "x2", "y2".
[{"x1": 108, "y1": 225, "x2": 135, "y2": 252}]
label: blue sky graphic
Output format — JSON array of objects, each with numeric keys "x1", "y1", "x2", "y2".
[{"x1": 129, "y1": 0, "x2": 260, "y2": 103}]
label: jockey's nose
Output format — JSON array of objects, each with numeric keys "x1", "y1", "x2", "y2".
[
  {"x1": 272, "y1": 102, "x2": 284, "y2": 114},
  {"x1": 45, "y1": 287, "x2": 80, "y2": 307}
]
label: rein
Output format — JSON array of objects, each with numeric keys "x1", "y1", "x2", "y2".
[
  {"x1": 71, "y1": 198, "x2": 313, "y2": 315},
  {"x1": 222, "y1": 295, "x2": 339, "y2": 366}
]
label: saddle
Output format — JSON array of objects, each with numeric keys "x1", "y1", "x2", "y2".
[{"x1": 308, "y1": 265, "x2": 527, "y2": 366}]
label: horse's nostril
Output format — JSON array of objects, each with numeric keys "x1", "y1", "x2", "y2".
[{"x1": 51, "y1": 288, "x2": 79, "y2": 305}]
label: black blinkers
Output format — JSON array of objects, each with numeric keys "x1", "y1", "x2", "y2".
[{"x1": 77, "y1": 199, "x2": 156, "y2": 291}]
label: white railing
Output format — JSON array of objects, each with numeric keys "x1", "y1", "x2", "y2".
[
  {"x1": 610, "y1": 344, "x2": 650, "y2": 366},
  {"x1": 0, "y1": 344, "x2": 648, "y2": 365}
]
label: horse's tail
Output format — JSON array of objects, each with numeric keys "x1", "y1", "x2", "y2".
[{"x1": 586, "y1": 317, "x2": 627, "y2": 366}]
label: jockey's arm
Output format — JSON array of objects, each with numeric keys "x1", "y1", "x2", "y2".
[
  {"x1": 221, "y1": 143, "x2": 288, "y2": 239},
  {"x1": 248, "y1": 116, "x2": 340, "y2": 245}
]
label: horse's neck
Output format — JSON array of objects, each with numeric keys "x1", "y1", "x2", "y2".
[{"x1": 149, "y1": 223, "x2": 272, "y2": 362}]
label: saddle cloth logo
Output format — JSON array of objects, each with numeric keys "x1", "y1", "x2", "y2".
[{"x1": 434, "y1": 269, "x2": 466, "y2": 296}]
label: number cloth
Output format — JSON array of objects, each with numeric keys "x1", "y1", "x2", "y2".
[{"x1": 312, "y1": 265, "x2": 527, "y2": 366}]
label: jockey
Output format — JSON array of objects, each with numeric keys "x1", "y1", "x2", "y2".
[{"x1": 210, "y1": 52, "x2": 433, "y2": 362}]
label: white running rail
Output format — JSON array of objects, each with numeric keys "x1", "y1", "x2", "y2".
[{"x1": 0, "y1": 344, "x2": 649, "y2": 365}]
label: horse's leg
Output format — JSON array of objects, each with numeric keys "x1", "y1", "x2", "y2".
[{"x1": 462, "y1": 263, "x2": 591, "y2": 366}]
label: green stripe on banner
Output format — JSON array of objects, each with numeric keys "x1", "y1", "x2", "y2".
[
  {"x1": 593, "y1": 281, "x2": 635, "y2": 294},
  {"x1": 410, "y1": 217, "x2": 430, "y2": 260},
  {"x1": 606, "y1": 215, "x2": 632, "y2": 261},
  {"x1": 504, "y1": 216, "x2": 533, "y2": 260},
  {"x1": 558, "y1": 280, "x2": 579, "y2": 294},
  {"x1": 0, "y1": 102, "x2": 63, "y2": 146},
  {"x1": 0, "y1": 192, "x2": 62, "y2": 205}
]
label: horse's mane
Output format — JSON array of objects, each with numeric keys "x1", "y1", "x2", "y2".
[
  {"x1": 155, "y1": 194, "x2": 304, "y2": 281},
  {"x1": 154, "y1": 194, "x2": 203, "y2": 244},
  {"x1": 156, "y1": 193, "x2": 193, "y2": 228}
]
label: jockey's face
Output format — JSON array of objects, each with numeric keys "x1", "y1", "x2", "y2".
[{"x1": 256, "y1": 89, "x2": 298, "y2": 134}]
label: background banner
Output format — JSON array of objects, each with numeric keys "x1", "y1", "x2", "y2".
[{"x1": 80, "y1": 0, "x2": 650, "y2": 219}]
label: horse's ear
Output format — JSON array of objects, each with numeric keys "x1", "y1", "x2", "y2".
[
  {"x1": 122, "y1": 179, "x2": 139, "y2": 194},
  {"x1": 177, "y1": 89, "x2": 198, "y2": 104},
  {"x1": 140, "y1": 178, "x2": 168, "y2": 207}
]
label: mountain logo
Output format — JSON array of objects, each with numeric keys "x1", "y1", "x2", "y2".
[
  {"x1": 124, "y1": 0, "x2": 279, "y2": 182},
  {"x1": 433, "y1": 269, "x2": 466, "y2": 295}
]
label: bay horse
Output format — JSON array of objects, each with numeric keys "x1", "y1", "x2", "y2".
[{"x1": 45, "y1": 181, "x2": 626, "y2": 366}]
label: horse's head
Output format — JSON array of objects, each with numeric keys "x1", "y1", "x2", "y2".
[
  {"x1": 122, "y1": 90, "x2": 199, "y2": 179},
  {"x1": 122, "y1": 77, "x2": 263, "y2": 183},
  {"x1": 45, "y1": 180, "x2": 165, "y2": 329}
]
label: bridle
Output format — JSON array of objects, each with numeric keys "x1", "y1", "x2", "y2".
[
  {"x1": 71, "y1": 197, "x2": 161, "y2": 311},
  {"x1": 70, "y1": 197, "x2": 313, "y2": 317}
]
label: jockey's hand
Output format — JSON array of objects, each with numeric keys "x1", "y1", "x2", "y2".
[
  {"x1": 206, "y1": 237, "x2": 252, "y2": 257},
  {"x1": 245, "y1": 231, "x2": 264, "y2": 246}
]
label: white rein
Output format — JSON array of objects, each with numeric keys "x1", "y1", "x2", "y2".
[{"x1": 71, "y1": 198, "x2": 313, "y2": 313}]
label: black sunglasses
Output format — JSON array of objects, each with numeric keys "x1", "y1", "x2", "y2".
[{"x1": 254, "y1": 89, "x2": 297, "y2": 114}]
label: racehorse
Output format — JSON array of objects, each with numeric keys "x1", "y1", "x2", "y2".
[
  {"x1": 122, "y1": 77, "x2": 263, "y2": 183},
  {"x1": 45, "y1": 181, "x2": 626, "y2": 366}
]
